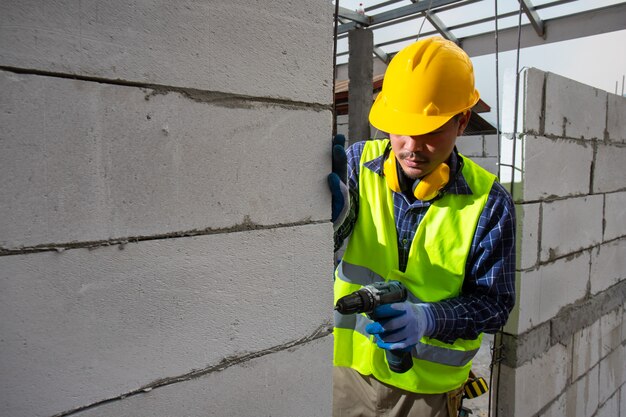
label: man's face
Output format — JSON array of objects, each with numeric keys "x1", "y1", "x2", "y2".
[{"x1": 389, "y1": 112, "x2": 470, "y2": 180}]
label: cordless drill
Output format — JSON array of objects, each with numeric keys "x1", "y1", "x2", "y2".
[{"x1": 335, "y1": 281, "x2": 413, "y2": 373}]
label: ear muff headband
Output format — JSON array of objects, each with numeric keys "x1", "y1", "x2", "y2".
[{"x1": 384, "y1": 150, "x2": 450, "y2": 201}]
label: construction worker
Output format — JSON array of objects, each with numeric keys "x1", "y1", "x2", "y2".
[{"x1": 328, "y1": 37, "x2": 516, "y2": 417}]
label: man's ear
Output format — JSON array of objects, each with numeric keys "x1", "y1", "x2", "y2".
[{"x1": 456, "y1": 111, "x2": 471, "y2": 136}]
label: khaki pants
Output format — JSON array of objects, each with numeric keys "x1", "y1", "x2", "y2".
[{"x1": 333, "y1": 367, "x2": 463, "y2": 417}]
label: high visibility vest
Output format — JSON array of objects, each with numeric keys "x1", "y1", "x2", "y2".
[{"x1": 333, "y1": 139, "x2": 496, "y2": 394}]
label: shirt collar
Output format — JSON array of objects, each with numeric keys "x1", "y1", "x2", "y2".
[{"x1": 363, "y1": 144, "x2": 473, "y2": 196}]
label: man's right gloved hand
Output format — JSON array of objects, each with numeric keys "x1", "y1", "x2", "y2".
[{"x1": 327, "y1": 134, "x2": 350, "y2": 231}]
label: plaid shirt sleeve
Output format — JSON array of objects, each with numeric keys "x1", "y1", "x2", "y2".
[
  {"x1": 428, "y1": 181, "x2": 517, "y2": 342},
  {"x1": 333, "y1": 141, "x2": 365, "y2": 251}
]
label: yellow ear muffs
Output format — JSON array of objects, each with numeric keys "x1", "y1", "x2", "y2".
[
  {"x1": 413, "y1": 162, "x2": 450, "y2": 201},
  {"x1": 384, "y1": 150, "x2": 402, "y2": 193},
  {"x1": 384, "y1": 150, "x2": 450, "y2": 201}
]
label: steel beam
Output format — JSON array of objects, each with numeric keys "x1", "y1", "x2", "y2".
[
  {"x1": 338, "y1": 0, "x2": 465, "y2": 35},
  {"x1": 424, "y1": 11, "x2": 459, "y2": 43},
  {"x1": 519, "y1": 0, "x2": 545, "y2": 38},
  {"x1": 337, "y1": 6, "x2": 370, "y2": 26}
]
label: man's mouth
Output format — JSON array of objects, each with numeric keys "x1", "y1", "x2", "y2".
[{"x1": 398, "y1": 151, "x2": 428, "y2": 166}]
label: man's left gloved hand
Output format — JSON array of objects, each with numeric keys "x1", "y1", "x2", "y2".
[
  {"x1": 327, "y1": 134, "x2": 350, "y2": 230},
  {"x1": 365, "y1": 302, "x2": 435, "y2": 351}
]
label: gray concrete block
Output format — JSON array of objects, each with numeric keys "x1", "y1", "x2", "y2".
[
  {"x1": 518, "y1": 202, "x2": 540, "y2": 271},
  {"x1": 484, "y1": 134, "x2": 499, "y2": 158},
  {"x1": 596, "y1": 391, "x2": 620, "y2": 417},
  {"x1": 72, "y1": 336, "x2": 332, "y2": 417},
  {"x1": 0, "y1": 1, "x2": 333, "y2": 104},
  {"x1": 522, "y1": 68, "x2": 545, "y2": 135},
  {"x1": 565, "y1": 365, "x2": 599, "y2": 417},
  {"x1": 0, "y1": 223, "x2": 334, "y2": 417},
  {"x1": 457, "y1": 135, "x2": 483, "y2": 157},
  {"x1": 540, "y1": 195, "x2": 603, "y2": 262},
  {"x1": 0, "y1": 71, "x2": 332, "y2": 249},
  {"x1": 469, "y1": 156, "x2": 498, "y2": 176},
  {"x1": 621, "y1": 383, "x2": 626, "y2": 417},
  {"x1": 600, "y1": 307, "x2": 623, "y2": 358},
  {"x1": 544, "y1": 72, "x2": 607, "y2": 140},
  {"x1": 497, "y1": 342, "x2": 570, "y2": 417},
  {"x1": 605, "y1": 192, "x2": 626, "y2": 241},
  {"x1": 501, "y1": 321, "x2": 551, "y2": 367},
  {"x1": 594, "y1": 143, "x2": 626, "y2": 194},
  {"x1": 607, "y1": 92, "x2": 626, "y2": 143},
  {"x1": 522, "y1": 252, "x2": 590, "y2": 331},
  {"x1": 522, "y1": 136, "x2": 593, "y2": 201},
  {"x1": 598, "y1": 344, "x2": 625, "y2": 404},
  {"x1": 590, "y1": 239, "x2": 626, "y2": 295},
  {"x1": 540, "y1": 393, "x2": 566, "y2": 417},
  {"x1": 572, "y1": 320, "x2": 601, "y2": 381}
]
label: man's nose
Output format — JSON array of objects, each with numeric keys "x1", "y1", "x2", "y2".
[{"x1": 404, "y1": 135, "x2": 425, "y2": 151}]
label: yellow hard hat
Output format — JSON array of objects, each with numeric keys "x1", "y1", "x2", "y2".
[{"x1": 369, "y1": 37, "x2": 480, "y2": 136}]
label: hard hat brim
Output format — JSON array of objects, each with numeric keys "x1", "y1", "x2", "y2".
[{"x1": 369, "y1": 90, "x2": 480, "y2": 136}]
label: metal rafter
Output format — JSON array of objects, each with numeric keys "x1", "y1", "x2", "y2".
[
  {"x1": 519, "y1": 0, "x2": 545, "y2": 38},
  {"x1": 408, "y1": 0, "x2": 459, "y2": 43},
  {"x1": 337, "y1": 0, "x2": 465, "y2": 35},
  {"x1": 424, "y1": 10, "x2": 459, "y2": 43},
  {"x1": 337, "y1": 6, "x2": 370, "y2": 26}
]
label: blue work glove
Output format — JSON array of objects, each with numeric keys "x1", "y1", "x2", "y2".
[
  {"x1": 365, "y1": 302, "x2": 435, "y2": 351},
  {"x1": 327, "y1": 134, "x2": 350, "y2": 230}
]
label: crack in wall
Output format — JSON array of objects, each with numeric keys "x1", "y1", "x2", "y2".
[
  {"x1": 51, "y1": 321, "x2": 333, "y2": 417},
  {"x1": 0, "y1": 217, "x2": 328, "y2": 256},
  {"x1": 0, "y1": 66, "x2": 332, "y2": 113}
]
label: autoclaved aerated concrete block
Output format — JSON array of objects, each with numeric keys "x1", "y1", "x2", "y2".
[
  {"x1": 607, "y1": 92, "x2": 626, "y2": 143},
  {"x1": 540, "y1": 195, "x2": 603, "y2": 262},
  {"x1": 600, "y1": 307, "x2": 624, "y2": 358},
  {"x1": 0, "y1": 223, "x2": 333, "y2": 417},
  {"x1": 598, "y1": 344, "x2": 626, "y2": 404},
  {"x1": 513, "y1": 252, "x2": 589, "y2": 334},
  {"x1": 522, "y1": 135, "x2": 593, "y2": 200},
  {"x1": 0, "y1": 71, "x2": 332, "y2": 249},
  {"x1": 604, "y1": 191, "x2": 626, "y2": 241},
  {"x1": 590, "y1": 239, "x2": 626, "y2": 295},
  {"x1": 457, "y1": 134, "x2": 483, "y2": 157},
  {"x1": 544, "y1": 72, "x2": 607, "y2": 140},
  {"x1": 522, "y1": 68, "x2": 545, "y2": 135},
  {"x1": 497, "y1": 342, "x2": 571, "y2": 417},
  {"x1": 565, "y1": 365, "x2": 600, "y2": 417},
  {"x1": 518, "y1": 202, "x2": 540, "y2": 271},
  {"x1": 572, "y1": 320, "x2": 601, "y2": 381},
  {"x1": 0, "y1": 1, "x2": 333, "y2": 104},
  {"x1": 594, "y1": 144, "x2": 626, "y2": 194}
]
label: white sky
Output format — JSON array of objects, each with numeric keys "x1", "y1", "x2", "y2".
[{"x1": 334, "y1": 0, "x2": 626, "y2": 125}]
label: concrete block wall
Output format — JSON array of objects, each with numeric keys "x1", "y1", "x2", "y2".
[
  {"x1": 497, "y1": 68, "x2": 626, "y2": 417},
  {"x1": 0, "y1": 2, "x2": 334, "y2": 417},
  {"x1": 456, "y1": 133, "x2": 499, "y2": 176}
]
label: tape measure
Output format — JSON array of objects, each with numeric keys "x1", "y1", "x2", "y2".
[{"x1": 463, "y1": 374, "x2": 489, "y2": 399}]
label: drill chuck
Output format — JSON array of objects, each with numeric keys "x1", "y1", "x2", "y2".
[{"x1": 335, "y1": 281, "x2": 407, "y2": 315}]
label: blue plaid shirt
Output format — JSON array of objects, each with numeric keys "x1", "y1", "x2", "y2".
[{"x1": 335, "y1": 140, "x2": 516, "y2": 343}]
